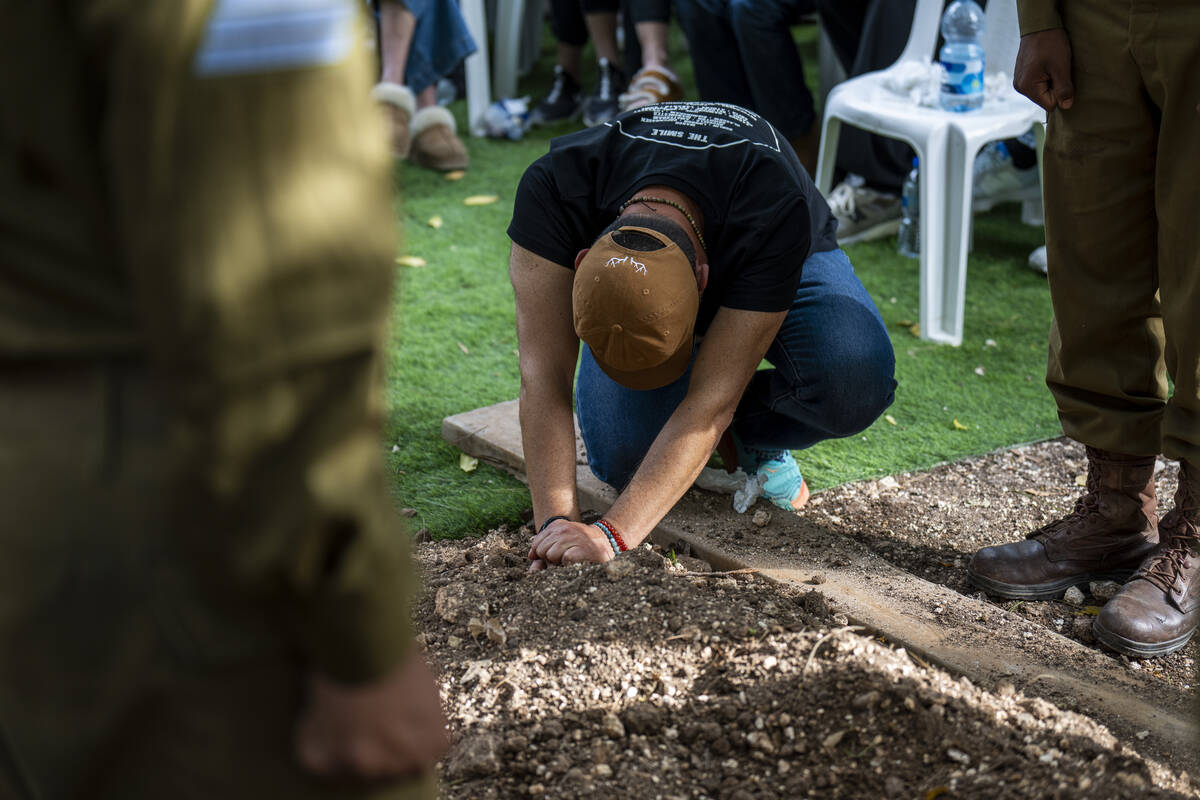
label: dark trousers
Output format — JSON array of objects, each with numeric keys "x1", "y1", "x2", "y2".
[
  {"x1": 816, "y1": 0, "x2": 919, "y2": 193},
  {"x1": 673, "y1": 0, "x2": 819, "y2": 140}
]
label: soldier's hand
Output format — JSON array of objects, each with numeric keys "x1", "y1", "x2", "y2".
[
  {"x1": 1013, "y1": 28, "x2": 1074, "y2": 112},
  {"x1": 295, "y1": 649, "x2": 449, "y2": 780},
  {"x1": 529, "y1": 519, "x2": 616, "y2": 568}
]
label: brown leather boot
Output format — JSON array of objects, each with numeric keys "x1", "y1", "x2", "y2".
[
  {"x1": 967, "y1": 446, "x2": 1158, "y2": 599},
  {"x1": 1094, "y1": 460, "x2": 1199, "y2": 657}
]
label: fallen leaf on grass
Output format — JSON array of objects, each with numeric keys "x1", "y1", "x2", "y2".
[
  {"x1": 455, "y1": 342, "x2": 471, "y2": 356},
  {"x1": 897, "y1": 319, "x2": 913, "y2": 327},
  {"x1": 395, "y1": 255, "x2": 426, "y2": 267},
  {"x1": 463, "y1": 194, "x2": 498, "y2": 206},
  {"x1": 974, "y1": 365, "x2": 986, "y2": 376},
  {"x1": 952, "y1": 418, "x2": 969, "y2": 431},
  {"x1": 427, "y1": 215, "x2": 443, "y2": 229},
  {"x1": 444, "y1": 170, "x2": 465, "y2": 181},
  {"x1": 884, "y1": 414, "x2": 897, "y2": 426},
  {"x1": 909, "y1": 323, "x2": 921, "y2": 337},
  {"x1": 459, "y1": 453, "x2": 478, "y2": 472},
  {"x1": 1080, "y1": 606, "x2": 1103, "y2": 616}
]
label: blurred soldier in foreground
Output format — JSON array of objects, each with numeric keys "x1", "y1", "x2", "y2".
[{"x1": 0, "y1": 2, "x2": 446, "y2": 798}]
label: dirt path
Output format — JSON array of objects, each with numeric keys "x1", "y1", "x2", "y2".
[
  {"x1": 443, "y1": 401, "x2": 1198, "y2": 772},
  {"x1": 415, "y1": 531, "x2": 1198, "y2": 799}
]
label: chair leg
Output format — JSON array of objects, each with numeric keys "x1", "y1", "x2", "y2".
[
  {"x1": 932, "y1": 126, "x2": 977, "y2": 347},
  {"x1": 814, "y1": 115, "x2": 842, "y2": 195},
  {"x1": 460, "y1": 0, "x2": 491, "y2": 137},
  {"x1": 494, "y1": 0, "x2": 525, "y2": 100},
  {"x1": 916, "y1": 127, "x2": 953, "y2": 344}
]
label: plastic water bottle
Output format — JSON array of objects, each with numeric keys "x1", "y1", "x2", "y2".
[
  {"x1": 897, "y1": 158, "x2": 920, "y2": 258},
  {"x1": 939, "y1": 0, "x2": 985, "y2": 112},
  {"x1": 482, "y1": 97, "x2": 531, "y2": 141}
]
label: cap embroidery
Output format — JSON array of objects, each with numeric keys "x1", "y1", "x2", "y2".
[{"x1": 604, "y1": 254, "x2": 648, "y2": 274}]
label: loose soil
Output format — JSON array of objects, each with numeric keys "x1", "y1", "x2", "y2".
[
  {"x1": 415, "y1": 522, "x2": 1198, "y2": 799},
  {"x1": 803, "y1": 438, "x2": 1197, "y2": 692}
]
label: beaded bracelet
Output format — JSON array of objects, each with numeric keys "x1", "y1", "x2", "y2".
[
  {"x1": 538, "y1": 515, "x2": 570, "y2": 533},
  {"x1": 592, "y1": 518, "x2": 628, "y2": 555}
]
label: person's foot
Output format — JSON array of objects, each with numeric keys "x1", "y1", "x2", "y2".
[
  {"x1": 618, "y1": 65, "x2": 684, "y2": 112},
  {"x1": 582, "y1": 58, "x2": 625, "y2": 127},
  {"x1": 409, "y1": 106, "x2": 468, "y2": 172},
  {"x1": 1094, "y1": 462, "x2": 1199, "y2": 658},
  {"x1": 731, "y1": 434, "x2": 809, "y2": 511},
  {"x1": 973, "y1": 140, "x2": 1040, "y2": 212},
  {"x1": 529, "y1": 65, "x2": 582, "y2": 127},
  {"x1": 825, "y1": 177, "x2": 901, "y2": 245},
  {"x1": 967, "y1": 447, "x2": 1159, "y2": 599},
  {"x1": 371, "y1": 82, "x2": 415, "y2": 159},
  {"x1": 1027, "y1": 245, "x2": 1048, "y2": 275}
]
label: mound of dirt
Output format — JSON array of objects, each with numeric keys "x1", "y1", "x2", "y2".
[{"x1": 414, "y1": 528, "x2": 1198, "y2": 799}]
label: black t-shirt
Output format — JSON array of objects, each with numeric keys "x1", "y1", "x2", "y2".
[{"x1": 507, "y1": 101, "x2": 839, "y2": 335}]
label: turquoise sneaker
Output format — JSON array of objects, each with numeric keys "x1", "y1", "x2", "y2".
[{"x1": 730, "y1": 432, "x2": 810, "y2": 511}]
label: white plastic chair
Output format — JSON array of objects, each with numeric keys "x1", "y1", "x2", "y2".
[{"x1": 813, "y1": 0, "x2": 1045, "y2": 346}]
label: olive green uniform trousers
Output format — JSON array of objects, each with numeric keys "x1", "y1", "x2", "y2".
[{"x1": 1036, "y1": 0, "x2": 1200, "y2": 464}]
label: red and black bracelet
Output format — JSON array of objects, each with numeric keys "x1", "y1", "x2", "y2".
[{"x1": 592, "y1": 517, "x2": 628, "y2": 555}]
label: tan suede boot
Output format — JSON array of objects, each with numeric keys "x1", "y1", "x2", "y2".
[
  {"x1": 370, "y1": 82, "x2": 415, "y2": 159},
  {"x1": 968, "y1": 446, "x2": 1159, "y2": 599},
  {"x1": 409, "y1": 106, "x2": 468, "y2": 172},
  {"x1": 1095, "y1": 460, "x2": 1199, "y2": 657}
]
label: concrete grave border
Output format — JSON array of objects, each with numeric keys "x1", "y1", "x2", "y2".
[{"x1": 444, "y1": 400, "x2": 1199, "y2": 772}]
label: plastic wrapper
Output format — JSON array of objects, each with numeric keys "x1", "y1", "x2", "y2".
[{"x1": 694, "y1": 467, "x2": 764, "y2": 514}]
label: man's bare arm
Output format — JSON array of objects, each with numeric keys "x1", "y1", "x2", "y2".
[
  {"x1": 530, "y1": 306, "x2": 785, "y2": 563},
  {"x1": 509, "y1": 243, "x2": 582, "y2": 528}
]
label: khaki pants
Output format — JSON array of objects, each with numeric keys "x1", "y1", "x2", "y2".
[
  {"x1": 0, "y1": 362, "x2": 432, "y2": 800},
  {"x1": 1043, "y1": 0, "x2": 1200, "y2": 465}
]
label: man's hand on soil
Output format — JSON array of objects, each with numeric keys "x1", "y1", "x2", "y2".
[
  {"x1": 295, "y1": 649, "x2": 449, "y2": 780},
  {"x1": 529, "y1": 519, "x2": 615, "y2": 569},
  {"x1": 1013, "y1": 28, "x2": 1074, "y2": 112}
]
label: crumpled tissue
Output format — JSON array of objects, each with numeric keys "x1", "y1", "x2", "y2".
[
  {"x1": 694, "y1": 467, "x2": 764, "y2": 514},
  {"x1": 881, "y1": 61, "x2": 1012, "y2": 108}
]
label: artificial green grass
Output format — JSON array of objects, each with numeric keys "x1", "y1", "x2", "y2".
[{"x1": 384, "y1": 24, "x2": 1060, "y2": 538}]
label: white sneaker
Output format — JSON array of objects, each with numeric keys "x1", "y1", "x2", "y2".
[
  {"x1": 826, "y1": 177, "x2": 902, "y2": 245},
  {"x1": 1027, "y1": 245, "x2": 1048, "y2": 275},
  {"x1": 973, "y1": 141, "x2": 1040, "y2": 212}
]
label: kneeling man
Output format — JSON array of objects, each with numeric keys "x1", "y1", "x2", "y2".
[{"x1": 508, "y1": 102, "x2": 895, "y2": 568}]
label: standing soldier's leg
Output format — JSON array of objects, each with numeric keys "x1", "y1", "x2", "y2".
[
  {"x1": 969, "y1": 0, "x2": 1165, "y2": 598},
  {"x1": 1094, "y1": 0, "x2": 1200, "y2": 657}
]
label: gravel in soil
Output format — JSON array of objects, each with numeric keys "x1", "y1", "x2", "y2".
[
  {"x1": 415, "y1": 527, "x2": 1198, "y2": 799},
  {"x1": 809, "y1": 438, "x2": 1198, "y2": 692}
]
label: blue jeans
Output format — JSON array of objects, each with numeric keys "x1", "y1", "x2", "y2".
[
  {"x1": 380, "y1": 0, "x2": 477, "y2": 94},
  {"x1": 576, "y1": 248, "x2": 896, "y2": 489},
  {"x1": 673, "y1": 0, "x2": 818, "y2": 139}
]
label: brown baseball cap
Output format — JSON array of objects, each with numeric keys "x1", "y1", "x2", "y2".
[{"x1": 572, "y1": 224, "x2": 699, "y2": 390}]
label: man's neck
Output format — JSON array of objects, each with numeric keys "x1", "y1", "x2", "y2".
[{"x1": 618, "y1": 185, "x2": 706, "y2": 261}]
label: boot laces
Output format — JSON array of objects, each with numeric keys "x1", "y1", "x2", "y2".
[
  {"x1": 1135, "y1": 511, "x2": 1198, "y2": 594},
  {"x1": 1027, "y1": 468, "x2": 1102, "y2": 542}
]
